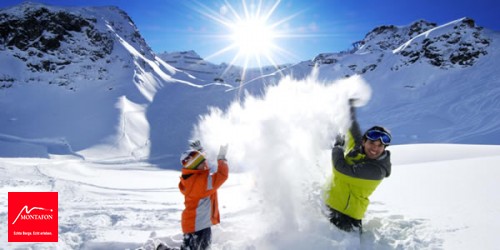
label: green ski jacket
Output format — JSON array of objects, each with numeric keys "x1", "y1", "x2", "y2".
[{"x1": 325, "y1": 115, "x2": 391, "y2": 220}]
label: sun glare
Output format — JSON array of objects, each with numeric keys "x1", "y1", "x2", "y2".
[
  {"x1": 231, "y1": 18, "x2": 275, "y2": 56},
  {"x1": 193, "y1": 0, "x2": 300, "y2": 72}
]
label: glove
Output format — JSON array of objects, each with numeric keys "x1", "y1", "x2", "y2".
[
  {"x1": 189, "y1": 140, "x2": 203, "y2": 152},
  {"x1": 348, "y1": 98, "x2": 360, "y2": 107},
  {"x1": 333, "y1": 134, "x2": 345, "y2": 147},
  {"x1": 217, "y1": 144, "x2": 229, "y2": 161},
  {"x1": 348, "y1": 98, "x2": 359, "y2": 121}
]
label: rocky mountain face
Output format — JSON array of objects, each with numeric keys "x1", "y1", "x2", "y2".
[
  {"x1": 0, "y1": 3, "x2": 174, "y2": 161},
  {"x1": 361, "y1": 20, "x2": 438, "y2": 51},
  {"x1": 0, "y1": 2, "x2": 154, "y2": 89},
  {"x1": 312, "y1": 18, "x2": 491, "y2": 76},
  {"x1": 360, "y1": 20, "x2": 437, "y2": 51},
  {"x1": 0, "y1": 7, "x2": 112, "y2": 65},
  {"x1": 392, "y1": 18, "x2": 490, "y2": 69}
]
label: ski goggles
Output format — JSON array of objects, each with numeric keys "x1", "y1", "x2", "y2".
[
  {"x1": 365, "y1": 129, "x2": 392, "y2": 145},
  {"x1": 181, "y1": 151, "x2": 206, "y2": 169}
]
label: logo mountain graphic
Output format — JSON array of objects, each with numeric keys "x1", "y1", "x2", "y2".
[{"x1": 12, "y1": 205, "x2": 54, "y2": 225}]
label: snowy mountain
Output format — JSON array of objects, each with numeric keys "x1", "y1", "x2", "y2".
[
  {"x1": 1, "y1": 2, "x2": 500, "y2": 250},
  {"x1": 157, "y1": 50, "x2": 291, "y2": 87},
  {"x1": 160, "y1": 17, "x2": 500, "y2": 155},
  {"x1": 229, "y1": 17, "x2": 500, "y2": 145},
  {"x1": 0, "y1": 2, "x2": 153, "y2": 88},
  {"x1": 1, "y1": 2, "x2": 499, "y2": 168},
  {"x1": 0, "y1": 2, "x2": 217, "y2": 163}
]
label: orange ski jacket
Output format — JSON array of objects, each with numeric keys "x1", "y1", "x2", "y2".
[{"x1": 179, "y1": 159, "x2": 229, "y2": 233}]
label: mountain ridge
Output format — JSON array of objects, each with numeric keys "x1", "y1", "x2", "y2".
[{"x1": 0, "y1": 2, "x2": 499, "y2": 168}]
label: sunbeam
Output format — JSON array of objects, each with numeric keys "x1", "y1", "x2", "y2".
[{"x1": 190, "y1": 0, "x2": 310, "y2": 83}]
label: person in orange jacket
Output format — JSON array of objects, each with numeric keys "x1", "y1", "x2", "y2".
[{"x1": 177, "y1": 140, "x2": 229, "y2": 250}]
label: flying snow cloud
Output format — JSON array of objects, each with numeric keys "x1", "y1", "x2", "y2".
[{"x1": 192, "y1": 71, "x2": 372, "y2": 235}]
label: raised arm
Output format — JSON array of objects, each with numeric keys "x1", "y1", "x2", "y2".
[
  {"x1": 346, "y1": 100, "x2": 363, "y2": 151},
  {"x1": 331, "y1": 100, "x2": 364, "y2": 176}
]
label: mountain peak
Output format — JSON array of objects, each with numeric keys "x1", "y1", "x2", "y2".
[
  {"x1": 392, "y1": 17, "x2": 490, "y2": 69},
  {"x1": 0, "y1": 3, "x2": 155, "y2": 88},
  {"x1": 360, "y1": 20, "x2": 437, "y2": 51},
  {"x1": 340, "y1": 18, "x2": 490, "y2": 70}
]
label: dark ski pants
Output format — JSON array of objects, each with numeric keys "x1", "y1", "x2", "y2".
[
  {"x1": 328, "y1": 207, "x2": 362, "y2": 233},
  {"x1": 181, "y1": 227, "x2": 211, "y2": 250}
]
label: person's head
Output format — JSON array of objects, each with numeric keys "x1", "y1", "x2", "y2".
[
  {"x1": 180, "y1": 150, "x2": 208, "y2": 170},
  {"x1": 362, "y1": 126, "x2": 392, "y2": 159}
]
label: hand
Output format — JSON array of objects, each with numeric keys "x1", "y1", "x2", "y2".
[
  {"x1": 189, "y1": 140, "x2": 203, "y2": 152},
  {"x1": 348, "y1": 98, "x2": 361, "y2": 107},
  {"x1": 348, "y1": 98, "x2": 359, "y2": 121},
  {"x1": 333, "y1": 135, "x2": 345, "y2": 147},
  {"x1": 217, "y1": 144, "x2": 229, "y2": 161},
  {"x1": 348, "y1": 98, "x2": 357, "y2": 106}
]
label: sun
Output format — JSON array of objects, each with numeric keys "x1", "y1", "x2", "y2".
[
  {"x1": 192, "y1": 0, "x2": 298, "y2": 72},
  {"x1": 218, "y1": 0, "x2": 284, "y2": 69},
  {"x1": 230, "y1": 18, "x2": 275, "y2": 57}
]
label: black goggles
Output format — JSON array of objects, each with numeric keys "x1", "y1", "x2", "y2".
[
  {"x1": 182, "y1": 151, "x2": 201, "y2": 165},
  {"x1": 365, "y1": 130, "x2": 392, "y2": 145}
]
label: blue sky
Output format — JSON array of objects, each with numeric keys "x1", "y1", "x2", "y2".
[{"x1": 1, "y1": 0, "x2": 499, "y2": 67}]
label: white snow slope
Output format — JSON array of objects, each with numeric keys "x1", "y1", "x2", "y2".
[{"x1": 2, "y1": 74, "x2": 500, "y2": 250}]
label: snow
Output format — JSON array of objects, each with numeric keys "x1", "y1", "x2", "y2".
[
  {"x1": 375, "y1": 144, "x2": 500, "y2": 249},
  {"x1": 2, "y1": 74, "x2": 500, "y2": 249},
  {"x1": 2, "y1": 144, "x2": 500, "y2": 249}
]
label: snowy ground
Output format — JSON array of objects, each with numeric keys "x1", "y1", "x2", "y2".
[
  {"x1": 1, "y1": 143, "x2": 499, "y2": 250},
  {"x1": 2, "y1": 73, "x2": 500, "y2": 250}
]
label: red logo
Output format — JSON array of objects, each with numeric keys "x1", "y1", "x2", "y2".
[{"x1": 8, "y1": 192, "x2": 58, "y2": 242}]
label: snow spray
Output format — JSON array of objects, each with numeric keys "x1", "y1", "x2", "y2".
[{"x1": 192, "y1": 70, "x2": 371, "y2": 235}]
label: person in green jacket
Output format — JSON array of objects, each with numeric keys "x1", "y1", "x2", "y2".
[{"x1": 324, "y1": 101, "x2": 392, "y2": 233}]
